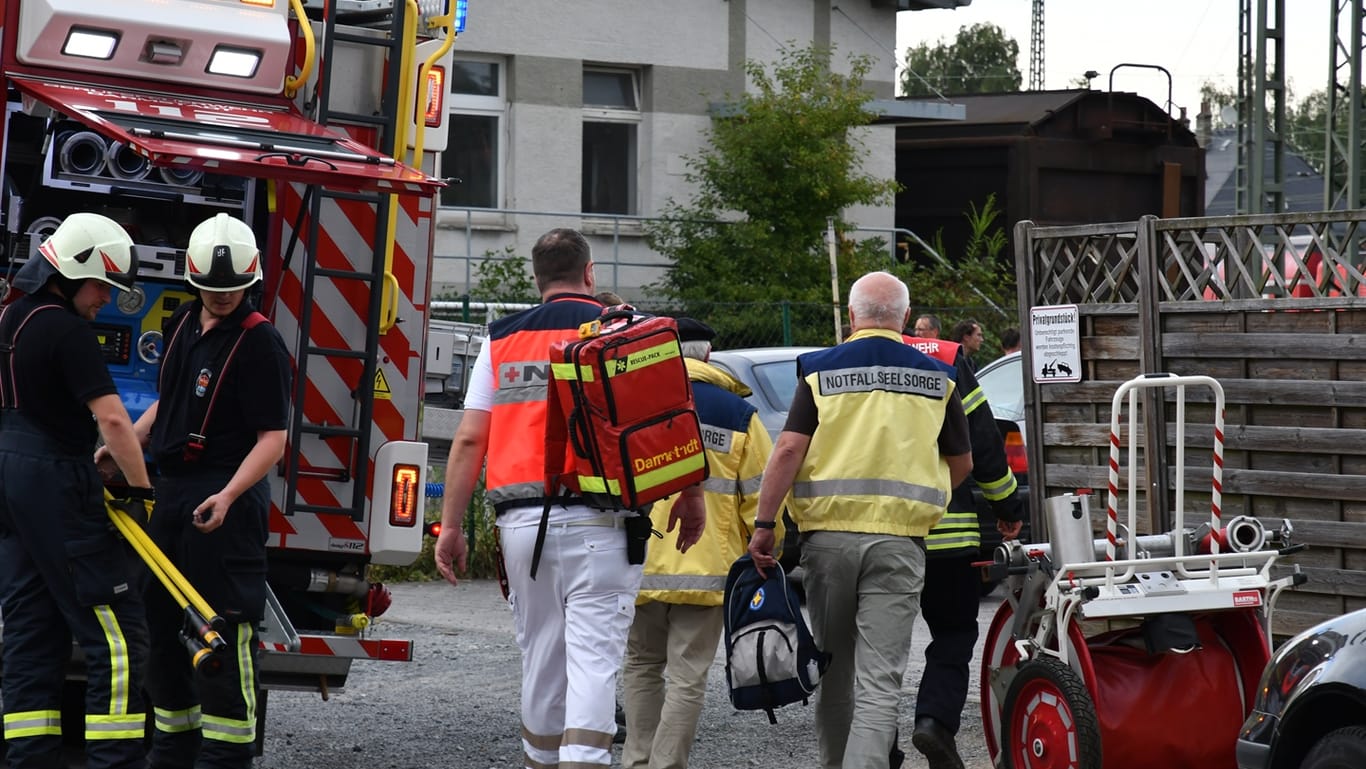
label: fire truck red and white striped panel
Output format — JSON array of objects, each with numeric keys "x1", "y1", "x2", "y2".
[
  {"x1": 260, "y1": 633, "x2": 413, "y2": 662},
  {"x1": 266, "y1": 184, "x2": 433, "y2": 553}
]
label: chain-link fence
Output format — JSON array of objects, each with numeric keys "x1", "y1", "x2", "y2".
[{"x1": 431, "y1": 299, "x2": 1018, "y2": 359}]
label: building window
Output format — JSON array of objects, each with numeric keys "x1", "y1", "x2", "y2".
[
  {"x1": 584, "y1": 69, "x2": 637, "y2": 110},
  {"x1": 582, "y1": 68, "x2": 640, "y2": 215},
  {"x1": 441, "y1": 58, "x2": 503, "y2": 209}
]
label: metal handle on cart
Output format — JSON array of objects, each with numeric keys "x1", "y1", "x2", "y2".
[{"x1": 1105, "y1": 374, "x2": 1226, "y2": 585}]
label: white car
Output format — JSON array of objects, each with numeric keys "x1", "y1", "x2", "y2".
[{"x1": 706, "y1": 346, "x2": 822, "y2": 442}]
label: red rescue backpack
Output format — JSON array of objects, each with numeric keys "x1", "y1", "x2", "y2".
[{"x1": 544, "y1": 310, "x2": 708, "y2": 511}]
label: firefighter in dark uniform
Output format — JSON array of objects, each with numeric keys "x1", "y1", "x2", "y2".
[
  {"x1": 0, "y1": 213, "x2": 154, "y2": 769},
  {"x1": 100, "y1": 213, "x2": 290, "y2": 769},
  {"x1": 904, "y1": 334, "x2": 1024, "y2": 769}
]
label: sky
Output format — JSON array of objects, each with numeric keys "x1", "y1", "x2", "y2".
[{"x1": 895, "y1": 0, "x2": 1334, "y2": 120}]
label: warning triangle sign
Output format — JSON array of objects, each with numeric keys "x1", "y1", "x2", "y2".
[{"x1": 373, "y1": 368, "x2": 393, "y2": 400}]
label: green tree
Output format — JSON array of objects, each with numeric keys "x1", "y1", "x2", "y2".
[
  {"x1": 1288, "y1": 88, "x2": 1330, "y2": 173},
  {"x1": 645, "y1": 45, "x2": 897, "y2": 346},
  {"x1": 472, "y1": 244, "x2": 538, "y2": 303},
  {"x1": 901, "y1": 23, "x2": 1022, "y2": 97},
  {"x1": 895, "y1": 194, "x2": 1017, "y2": 357},
  {"x1": 1200, "y1": 80, "x2": 1239, "y2": 129}
]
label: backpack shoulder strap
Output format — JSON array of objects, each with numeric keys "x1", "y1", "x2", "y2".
[{"x1": 534, "y1": 337, "x2": 575, "y2": 581}]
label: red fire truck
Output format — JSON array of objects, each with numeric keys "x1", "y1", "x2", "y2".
[{"x1": 0, "y1": 0, "x2": 459, "y2": 743}]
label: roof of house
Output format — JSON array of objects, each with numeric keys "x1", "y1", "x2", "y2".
[
  {"x1": 898, "y1": 89, "x2": 1088, "y2": 127},
  {"x1": 894, "y1": 89, "x2": 1199, "y2": 145},
  {"x1": 1203, "y1": 127, "x2": 1326, "y2": 215}
]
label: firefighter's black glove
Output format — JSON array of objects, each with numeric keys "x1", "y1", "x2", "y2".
[
  {"x1": 107, "y1": 485, "x2": 156, "y2": 526},
  {"x1": 990, "y1": 493, "x2": 1025, "y2": 541},
  {"x1": 990, "y1": 492, "x2": 1024, "y2": 524}
]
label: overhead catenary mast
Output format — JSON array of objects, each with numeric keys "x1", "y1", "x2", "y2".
[{"x1": 1029, "y1": 0, "x2": 1044, "y2": 90}]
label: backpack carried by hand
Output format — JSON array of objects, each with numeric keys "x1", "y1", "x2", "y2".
[{"x1": 723, "y1": 554, "x2": 830, "y2": 723}]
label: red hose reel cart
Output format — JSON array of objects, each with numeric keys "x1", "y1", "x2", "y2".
[{"x1": 979, "y1": 374, "x2": 1305, "y2": 769}]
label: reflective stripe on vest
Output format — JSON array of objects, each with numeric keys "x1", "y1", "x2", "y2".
[
  {"x1": 486, "y1": 481, "x2": 550, "y2": 508},
  {"x1": 638, "y1": 573, "x2": 728, "y2": 592},
  {"x1": 793, "y1": 477, "x2": 947, "y2": 508},
  {"x1": 701, "y1": 472, "x2": 762, "y2": 496}
]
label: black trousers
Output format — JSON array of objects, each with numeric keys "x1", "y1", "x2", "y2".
[
  {"x1": 913, "y1": 554, "x2": 981, "y2": 735},
  {"x1": 0, "y1": 419, "x2": 148, "y2": 769},
  {"x1": 143, "y1": 472, "x2": 267, "y2": 769}
]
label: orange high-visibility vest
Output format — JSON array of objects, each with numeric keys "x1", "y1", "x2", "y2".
[
  {"x1": 902, "y1": 335, "x2": 962, "y2": 367},
  {"x1": 484, "y1": 294, "x2": 603, "y2": 513}
]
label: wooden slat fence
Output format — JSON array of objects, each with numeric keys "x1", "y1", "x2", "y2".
[{"x1": 1016, "y1": 210, "x2": 1366, "y2": 636}]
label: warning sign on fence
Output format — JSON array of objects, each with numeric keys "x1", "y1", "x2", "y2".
[{"x1": 1029, "y1": 304, "x2": 1081, "y2": 383}]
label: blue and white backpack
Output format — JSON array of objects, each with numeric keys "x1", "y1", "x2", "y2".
[{"x1": 723, "y1": 555, "x2": 831, "y2": 723}]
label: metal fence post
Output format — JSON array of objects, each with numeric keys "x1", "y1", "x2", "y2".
[{"x1": 781, "y1": 301, "x2": 792, "y2": 346}]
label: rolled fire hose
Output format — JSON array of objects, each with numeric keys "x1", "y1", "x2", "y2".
[
  {"x1": 159, "y1": 166, "x2": 204, "y2": 188},
  {"x1": 104, "y1": 141, "x2": 151, "y2": 181},
  {"x1": 57, "y1": 131, "x2": 107, "y2": 176}
]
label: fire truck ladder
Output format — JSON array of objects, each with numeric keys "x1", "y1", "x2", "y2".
[{"x1": 285, "y1": 0, "x2": 416, "y2": 519}]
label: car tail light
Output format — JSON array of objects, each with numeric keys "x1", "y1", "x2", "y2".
[
  {"x1": 1004, "y1": 431, "x2": 1028, "y2": 475},
  {"x1": 389, "y1": 464, "x2": 420, "y2": 526}
]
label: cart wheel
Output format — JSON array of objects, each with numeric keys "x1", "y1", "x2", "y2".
[
  {"x1": 1001, "y1": 656, "x2": 1102, "y2": 769},
  {"x1": 980, "y1": 597, "x2": 1091, "y2": 763},
  {"x1": 981, "y1": 598, "x2": 1028, "y2": 759}
]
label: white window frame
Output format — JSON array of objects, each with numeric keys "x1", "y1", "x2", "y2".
[
  {"x1": 438, "y1": 55, "x2": 507, "y2": 223},
  {"x1": 582, "y1": 67, "x2": 642, "y2": 218}
]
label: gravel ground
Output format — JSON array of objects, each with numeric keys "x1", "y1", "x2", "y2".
[{"x1": 257, "y1": 579, "x2": 1002, "y2": 769}]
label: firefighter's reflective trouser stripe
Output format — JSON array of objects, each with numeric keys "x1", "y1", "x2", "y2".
[
  {"x1": 154, "y1": 705, "x2": 202, "y2": 733},
  {"x1": 500, "y1": 510, "x2": 643, "y2": 768},
  {"x1": 146, "y1": 619, "x2": 259, "y2": 768},
  {"x1": 2, "y1": 711, "x2": 60, "y2": 739},
  {"x1": 145, "y1": 472, "x2": 265, "y2": 769},
  {"x1": 200, "y1": 625, "x2": 259, "y2": 745},
  {"x1": 0, "y1": 417, "x2": 148, "y2": 769}
]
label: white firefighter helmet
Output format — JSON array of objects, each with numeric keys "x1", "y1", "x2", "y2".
[
  {"x1": 185, "y1": 213, "x2": 261, "y2": 293},
  {"x1": 12, "y1": 212, "x2": 137, "y2": 295}
]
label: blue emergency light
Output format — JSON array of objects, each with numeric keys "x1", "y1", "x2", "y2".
[{"x1": 454, "y1": 0, "x2": 468, "y2": 33}]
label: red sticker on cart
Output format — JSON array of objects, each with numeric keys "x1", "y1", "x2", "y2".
[{"x1": 1233, "y1": 591, "x2": 1262, "y2": 607}]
